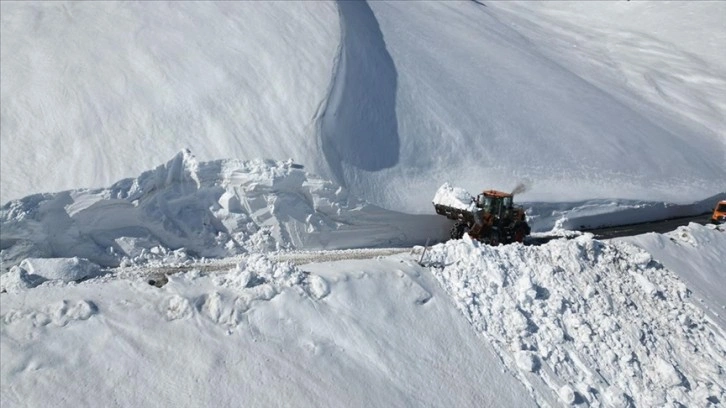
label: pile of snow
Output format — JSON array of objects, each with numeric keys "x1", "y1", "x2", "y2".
[
  {"x1": 3, "y1": 224, "x2": 724, "y2": 407},
  {"x1": 423, "y1": 231, "x2": 726, "y2": 406},
  {"x1": 1, "y1": 257, "x2": 100, "y2": 293},
  {"x1": 620, "y1": 223, "x2": 726, "y2": 328},
  {"x1": 0, "y1": 150, "x2": 449, "y2": 272}
]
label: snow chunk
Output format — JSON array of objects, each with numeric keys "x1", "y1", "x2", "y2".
[
  {"x1": 432, "y1": 183, "x2": 475, "y2": 211},
  {"x1": 654, "y1": 358, "x2": 683, "y2": 388},
  {"x1": 0, "y1": 266, "x2": 34, "y2": 293},
  {"x1": 604, "y1": 386, "x2": 629, "y2": 408},
  {"x1": 20, "y1": 257, "x2": 100, "y2": 283},
  {"x1": 306, "y1": 274, "x2": 330, "y2": 300},
  {"x1": 163, "y1": 295, "x2": 193, "y2": 321},
  {"x1": 558, "y1": 385, "x2": 576, "y2": 405},
  {"x1": 515, "y1": 351, "x2": 540, "y2": 372}
]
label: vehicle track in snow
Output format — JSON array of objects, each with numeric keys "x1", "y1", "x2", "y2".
[
  {"x1": 115, "y1": 247, "x2": 419, "y2": 287},
  {"x1": 113, "y1": 213, "x2": 712, "y2": 286}
]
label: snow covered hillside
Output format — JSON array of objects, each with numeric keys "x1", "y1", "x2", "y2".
[
  {"x1": 2, "y1": 1, "x2": 724, "y2": 212},
  {"x1": 2, "y1": 2, "x2": 726, "y2": 407}
]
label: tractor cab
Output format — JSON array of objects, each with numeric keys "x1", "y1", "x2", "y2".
[
  {"x1": 433, "y1": 184, "x2": 530, "y2": 244},
  {"x1": 476, "y1": 190, "x2": 513, "y2": 219}
]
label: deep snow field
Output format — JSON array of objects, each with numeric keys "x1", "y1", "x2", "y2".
[{"x1": 2, "y1": 1, "x2": 726, "y2": 407}]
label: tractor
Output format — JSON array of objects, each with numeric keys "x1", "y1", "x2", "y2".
[{"x1": 433, "y1": 188, "x2": 530, "y2": 245}]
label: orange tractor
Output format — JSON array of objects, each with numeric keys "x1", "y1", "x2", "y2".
[{"x1": 434, "y1": 189, "x2": 530, "y2": 245}]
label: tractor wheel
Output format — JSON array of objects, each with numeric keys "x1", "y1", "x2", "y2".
[
  {"x1": 513, "y1": 223, "x2": 528, "y2": 243},
  {"x1": 485, "y1": 229, "x2": 501, "y2": 246},
  {"x1": 450, "y1": 222, "x2": 469, "y2": 240}
]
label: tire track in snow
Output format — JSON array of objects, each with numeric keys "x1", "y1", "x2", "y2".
[{"x1": 114, "y1": 247, "x2": 418, "y2": 286}]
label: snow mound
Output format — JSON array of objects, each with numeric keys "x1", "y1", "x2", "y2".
[
  {"x1": 1, "y1": 257, "x2": 99, "y2": 293},
  {"x1": 0, "y1": 266, "x2": 34, "y2": 293},
  {"x1": 1, "y1": 150, "x2": 449, "y2": 272},
  {"x1": 19, "y1": 257, "x2": 100, "y2": 282},
  {"x1": 424, "y1": 232, "x2": 726, "y2": 406},
  {"x1": 619, "y1": 223, "x2": 726, "y2": 329}
]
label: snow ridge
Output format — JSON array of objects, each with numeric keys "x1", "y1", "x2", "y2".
[
  {"x1": 425, "y1": 233, "x2": 725, "y2": 406},
  {"x1": 1, "y1": 151, "x2": 449, "y2": 272}
]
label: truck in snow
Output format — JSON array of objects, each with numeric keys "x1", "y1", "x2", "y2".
[
  {"x1": 711, "y1": 200, "x2": 726, "y2": 224},
  {"x1": 433, "y1": 184, "x2": 530, "y2": 245}
]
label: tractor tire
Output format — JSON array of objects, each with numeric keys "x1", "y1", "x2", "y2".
[
  {"x1": 450, "y1": 222, "x2": 470, "y2": 240},
  {"x1": 513, "y1": 222, "x2": 528, "y2": 243},
  {"x1": 488, "y1": 230, "x2": 501, "y2": 246}
]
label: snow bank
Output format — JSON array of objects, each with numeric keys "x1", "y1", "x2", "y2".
[
  {"x1": 349, "y1": 1, "x2": 726, "y2": 211},
  {"x1": 424, "y1": 233, "x2": 726, "y2": 406},
  {"x1": 619, "y1": 223, "x2": 726, "y2": 328},
  {"x1": 525, "y1": 195, "x2": 725, "y2": 232},
  {"x1": 1, "y1": 150, "x2": 449, "y2": 271}
]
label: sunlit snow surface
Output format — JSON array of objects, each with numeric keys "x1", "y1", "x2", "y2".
[
  {"x1": 424, "y1": 229, "x2": 725, "y2": 406},
  {"x1": 1, "y1": 1, "x2": 724, "y2": 210},
  {"x1": 2, "y1": 1, "x2": 726, "y2": 407},
  {"x1": 2, "y1": 223, "x2": 724, "y2": 407}
]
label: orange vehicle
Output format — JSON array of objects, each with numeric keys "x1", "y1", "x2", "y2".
[
  {"x1": 434, "y1": 189, "x2": 530, "y2": 245},
  {"x1": 711, "y1": 200, "x2": 726, "y2": 224}
]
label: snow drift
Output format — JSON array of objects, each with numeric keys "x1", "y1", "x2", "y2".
[{"x1": 0, "y1": 150, "x2": 449, "y2": 272}]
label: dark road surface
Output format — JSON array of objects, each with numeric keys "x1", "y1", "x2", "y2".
[
  {"x1": 525, "y1": 212, "x2": 714, "y2": 246},
  {"x1": 583, "y1": 212, "x2": 713, "y2": 239}
]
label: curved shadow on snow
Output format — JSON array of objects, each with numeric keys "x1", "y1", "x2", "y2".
[{"x1": 320, "y1": 0, "x2": 399, "y2": 185}]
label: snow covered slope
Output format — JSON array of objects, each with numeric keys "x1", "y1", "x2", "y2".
[
  {"x1": 0, "y1": 1, "x2": 339, "y2": 203},
  {"x1": 1, "y1": 254, "x2": 535, "y2": 408},
  {"x1": 2, "y1": 3, "x2": 726, "y2": 406},
  {"x1": 2, "y1": 1, "x2": 724, "y2": 213},
  {"x1": 620, "y1": 223, "x2": 726, "y2": 329}
]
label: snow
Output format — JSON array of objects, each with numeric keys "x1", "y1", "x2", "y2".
[
  {"x1": 18, "y1": 257, "x2": 100, "y2": 282},
  {"x1": 1, "y1": 150, "x2": 450, "y2": 272},
  {"x1": 422, "y1": 229, "x2": 726, "y2": 406},
  {"x1": 619, "y1": 223, "x2": 726, "y2": 329},
  {"x1": 2, "y1": 1, "x2": 724, "y2": 215},
  {"x1": 2, "y1": 1, "x2": 726, "y2": 407},
  {"x1": 1, "y1": 254, "x2": 534, "y2": 408},
  {"x1": 431, "y1": 182, "x2": 476, "y2": 211}
]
